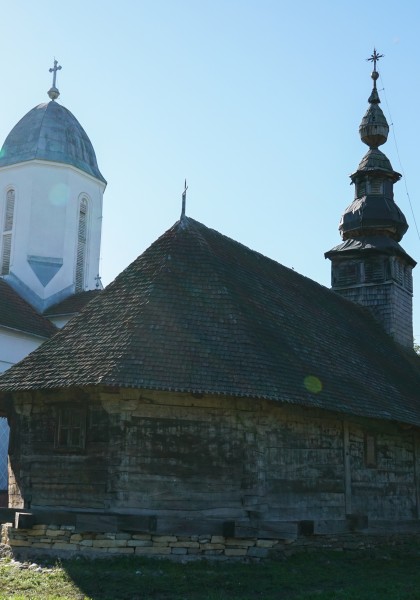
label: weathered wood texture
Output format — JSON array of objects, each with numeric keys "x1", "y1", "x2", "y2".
[{"x1": 6, "y1": 388, "x2": 420, "y2": 533}]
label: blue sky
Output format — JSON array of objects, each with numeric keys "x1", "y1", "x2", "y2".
[{"x1": 1, "y1": 0, "x2": 420, "y2": 339}]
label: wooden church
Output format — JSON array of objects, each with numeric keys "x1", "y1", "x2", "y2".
[{"x1": 1, "y1": 53, "x2": 420, "y2": 559}]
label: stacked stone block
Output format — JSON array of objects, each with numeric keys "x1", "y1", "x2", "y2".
[{"x1": 2, "y1": 523, "x2": 420, "y2": 560}]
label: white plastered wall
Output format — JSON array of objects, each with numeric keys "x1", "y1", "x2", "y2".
[{"x1": 0, "y1": 160, "x2": 105, "y2": 309}]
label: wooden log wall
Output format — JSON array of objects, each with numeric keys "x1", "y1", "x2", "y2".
[{"x1": 6, "y1": 387, "x2": 420, "y2": 532}]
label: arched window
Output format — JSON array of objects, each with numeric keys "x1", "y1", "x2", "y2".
[
  {"x1": 75, "y1": 197, "x2": 88, "y2": 292},
  {"x1": 1, "y1": 189, "x2": 15, "y2": 275}
]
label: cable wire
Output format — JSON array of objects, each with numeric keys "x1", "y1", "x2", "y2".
[{"x1": 379, "y1": 75, "x2": 420, "y2": 241}]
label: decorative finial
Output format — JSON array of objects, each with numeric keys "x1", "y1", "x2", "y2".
[
  {"x1": 48, "y1": 59, "x2": 62, "y2": 100},
  {"x1": 181, "y1": 179, "x2": 188, "y2": 219},
  {"x1": 95, "y1": 274, "x2": 102, "y2": 290},
  {"x1": 366, "y1": 48, "x2": 384, "y2": 88},
  {"x1": 359, "y1": 48, "x2": 389, "y2": 147}
]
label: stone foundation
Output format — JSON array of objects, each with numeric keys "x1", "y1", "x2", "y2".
[{"x1": 2, "y1": 523, "x2": 420, "y2": 561}]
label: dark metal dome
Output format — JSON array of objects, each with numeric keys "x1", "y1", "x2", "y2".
[{"x1": 0, "y1": 101, "x2": 106, "y2": 184}]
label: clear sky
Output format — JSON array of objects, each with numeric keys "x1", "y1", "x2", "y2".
[{"x1": 1, "y1": 0, "x2": 420, "y2": 340}]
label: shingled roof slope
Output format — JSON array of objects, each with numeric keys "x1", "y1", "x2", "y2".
[
  {"x1": 1, "y1": 217, "x2": 420, "y2": 426},
  {"x1": 0, "y1": 279, "x2": 57, "y2": 338},
  {"x1": 44, "y1": 290, "x2": 101, "y2": 317}
]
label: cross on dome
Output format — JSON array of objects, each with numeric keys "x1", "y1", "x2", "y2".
[
  {"x1": 366, "y1": 48, "x2": 383, "y2": 89},
  {"x1": 48, "y1": 59, "x2": 62, "y2": 101}
]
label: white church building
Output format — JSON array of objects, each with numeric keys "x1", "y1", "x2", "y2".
[{"x1": 0, "y1": 62, "x2": 106, "y2": 500}]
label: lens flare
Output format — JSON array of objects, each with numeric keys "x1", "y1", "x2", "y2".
[
  {"x1": 49, "y1": 183, "x2": 70, "y2": 206},
  {"x1": 304, "y1": 375, "x2": 322, "y2": 394}
]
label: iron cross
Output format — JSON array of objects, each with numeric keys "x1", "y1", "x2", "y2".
[
  {"x1": 366, "y1": 48, "x2": 384, "y2": 71},
  {"x1": 49, "y1": 59, "x2": 62, "y2": 88}
]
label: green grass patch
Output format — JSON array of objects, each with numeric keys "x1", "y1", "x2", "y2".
[{"x1": 1, "y1": 544, "x2": 420, "y2": 599}]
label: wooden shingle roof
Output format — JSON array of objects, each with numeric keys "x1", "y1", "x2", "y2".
[
  {"x1": 0, "y1": 279, "x2": 56, "y2": 339},
  {"x1": 44, "y1": 290, "x2": 101, "y2": 317},
  {"x1": 1, "y1": 217, "x2": 420, "y2": 426}
]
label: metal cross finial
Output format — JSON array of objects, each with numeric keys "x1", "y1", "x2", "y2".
[
  {"x1": 366, "y1": 48, "x2": 384, "y2": 71},
  {"x1": 49, "y1": 59, "x2": 62, "y2": 87},
  {"x1": 48, "y1": 59, "x2": 62, "y2": 100},
  {"x1": 181, "y1": 179, "x2": 188, "y2": 219}
]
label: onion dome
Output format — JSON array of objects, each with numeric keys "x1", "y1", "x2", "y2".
[
  {"x1": 0, "y1": 101, "x2": 106, "y2": 183},
  {"x1": 359, "y1": 94, "x2": 389, "y2": 148},
  {"x1": 0, "y1": 61, "x2": 106, "y2": 183},
  {"x1": 359, "y1": 57, "x2": 389, "y2": 148},
  {"x1": 339, "y1": 196, "x2": 408, "y2": 242}
]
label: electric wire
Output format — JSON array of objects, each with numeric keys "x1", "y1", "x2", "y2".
[{"x1": 379, "y1": 75, "x2": 420, "y2": 241}]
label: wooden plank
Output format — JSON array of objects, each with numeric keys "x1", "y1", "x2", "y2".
[
  {"x1": 32, "y1": 510, "x2": 77, "y2": 526},
  {"x1": 414, "y1": 435, "x2": 420, "y2": 519},
  {"x1": 343, "y1": 421, "x2": 352, "y2": 514},
  {"x1": 117, "y1": 514, "x2": 157, "y2": 533},
  {"x1": 76, "y1": 513, "x2": 119, "y2": 533},
  {"x1": 155, "y1": 517, "x2": 223, "y2": 536},
  {"x1": 368, "y1": 520, "x2": 420, "y2": 534},
  {"x1": 235, "y1": 521, "x2": 298, "y2": 540},
  {"x1": 313, "y1": 520, "x2": 349, "y2": 535}
]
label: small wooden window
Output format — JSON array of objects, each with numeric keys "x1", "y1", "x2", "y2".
[
  {"x1": 336, "y1": 263, "x2": 358, "y2": 286},
  {"x1": 1, "y1": 189, "x2": 15, "y2": 275},
  {"x1": 356, "y1": 181, "x2": 366, "y2": 198},
  {"x1": 369, "y1": 179, "x2": 382, "y2": 195},
  {"x1": 364, "y1": 260, "x2": 384, "y2": 283},
  {"x1": 404, "y1": 266, "x2": 413, "y2": 292},
  {"x1": 364, "y1": 433, "x2": 377, "y2": 467},
  {"x1": 394, "y1": 260, "x2": 404, "y2": 285},
  {"x1": 56, "y1": 407, "x2": 86, "y2": 450}
]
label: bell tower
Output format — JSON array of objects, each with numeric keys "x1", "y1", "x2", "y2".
[{"x1": 325, "y1": 50, "x2": 416, "y2": 348}]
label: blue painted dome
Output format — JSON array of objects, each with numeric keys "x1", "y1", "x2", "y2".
[{"x1": 0, "y1": 101, "x2": 106, "y2": 183}]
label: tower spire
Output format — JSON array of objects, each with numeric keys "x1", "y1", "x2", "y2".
[
  {"x1": 48, "y1": 59, "x2": 62, "y2": 101},
  {"x1": 325, "y1": 52, "x2": 416, "y2": 348},
  {"x1": 181, "y1": 179, "x2": 188, "y2": 219}
]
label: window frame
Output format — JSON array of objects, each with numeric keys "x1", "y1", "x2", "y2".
[
  {"x1": 75, "y1": 195, "x2": 89, "y2": 292},
  {"x1": 1, "y1": 188, "x2": 16, "y2": 275},
  {"x1": 55, "y1": 405, "x2": 87, "y2": 452}
]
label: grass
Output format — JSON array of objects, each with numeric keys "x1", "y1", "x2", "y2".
[{"x1": 1, "y1": 544, "x2": 420, "y2": 599}]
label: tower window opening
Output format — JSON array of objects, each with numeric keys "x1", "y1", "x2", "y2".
[
  {"x1": 75, "y1": 198, "x2": 88, "y2": 292},
  {"x1": 1, "y1": 189, "x2": 15, "y2": 275},
  {"x1": 356, "y1": 181, "x2": 366, "y2": 198},
  {"x1": 368, "y1": 179, "x2": 383, "y2": 195}
]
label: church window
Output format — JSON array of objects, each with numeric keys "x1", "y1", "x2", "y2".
[
  {"x1": 56, "y1": 406, "x2": 86, "y2": 450},
  {"x1": 1, "y1": 189, "x2": 15, "y2": 275},
  {"x1": 75, "y1": 197, "x2": 88, "y2": 292}
]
